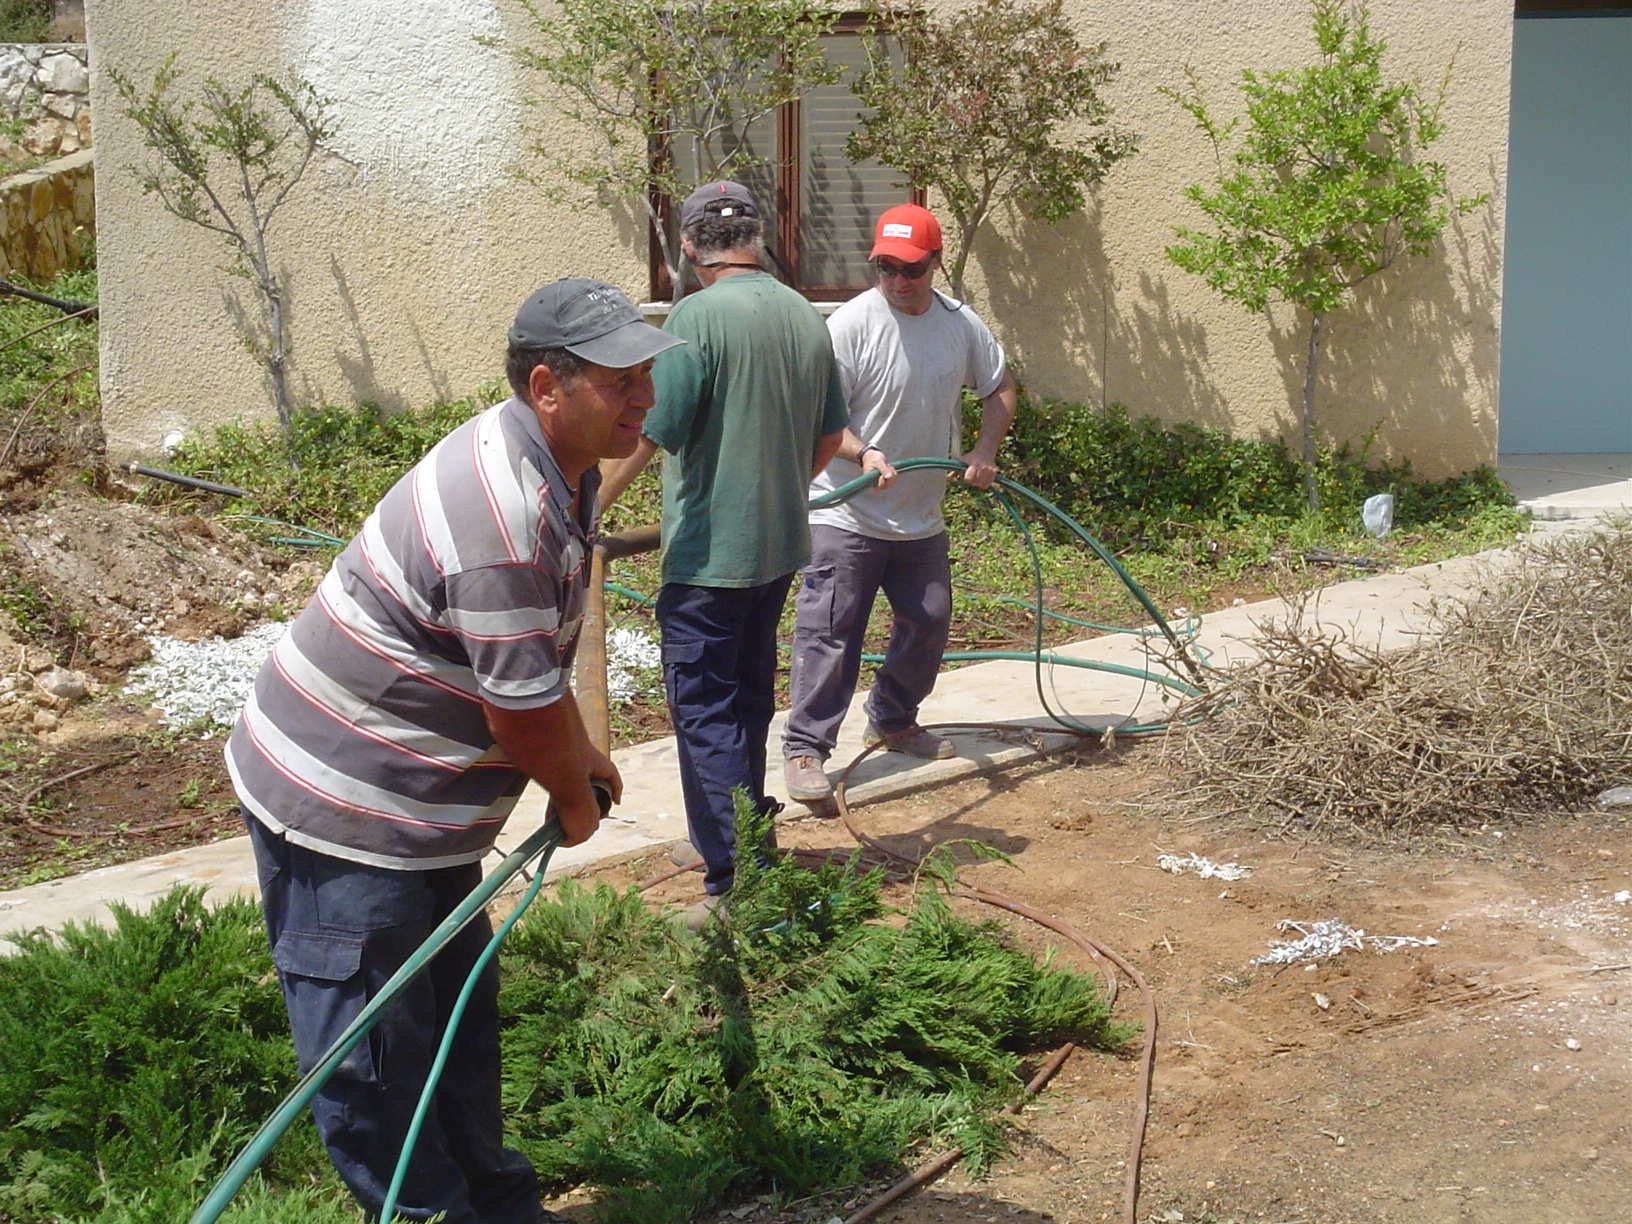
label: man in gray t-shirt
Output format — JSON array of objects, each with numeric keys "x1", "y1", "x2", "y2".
[{"x1": 783, "y1": 204, "x2": 1018, "y2": 803}]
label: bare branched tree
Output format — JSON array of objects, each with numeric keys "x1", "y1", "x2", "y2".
[{"x1": 112, "y1": 57, "x2": 336, "y2": 441}]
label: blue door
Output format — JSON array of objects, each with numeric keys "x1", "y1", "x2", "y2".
[{"x1": 1499, "y1": 15, "x2": 1632, "y2": 453}]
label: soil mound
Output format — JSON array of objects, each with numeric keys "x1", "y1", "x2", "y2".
[{"x1": 0, "y1": 495, "x2": 317, "y2": 675}]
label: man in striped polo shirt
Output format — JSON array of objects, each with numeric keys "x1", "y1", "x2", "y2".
[{"x1": 226, "y1": 279, "x2": 681, "y2": 1224}]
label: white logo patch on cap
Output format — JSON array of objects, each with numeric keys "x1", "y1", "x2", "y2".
[{"x1": 881, "y1": 223, "x2": 915, "y2": 238}]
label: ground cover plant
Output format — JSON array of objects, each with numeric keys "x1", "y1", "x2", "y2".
[
  {"x1": 0, "y1": 811, "x2": 1125, "y2": 1224},
  {"x1": 0, "y1": 266, "x2": 98, "y2": 494},
  {"x1": 0, "y1": 0, "x2": 48, "y2": 44},
  {"x1": 0, "y1": 888, "x2": 338, "y2": 1224},
  {"x1": 1164, "y1": 521, "x2": 1632, "y2": 837},
  {"x1": 162, "y1": 390, "x2": 497, "y2": 542}
]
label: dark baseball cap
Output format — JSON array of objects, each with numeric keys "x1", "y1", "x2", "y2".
[
  {"x1": 508, "y1": 278, "x2": 684, "y2": 368},
  {"x1": 679, "y1": 180, "x2": 759, "y2": 228}
]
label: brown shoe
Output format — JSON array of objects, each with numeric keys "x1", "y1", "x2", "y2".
[
  {"x1": 672, "y1": 894, "x2": 726, "y2": 932},
  {"x1": 865, "y1": 723, "x2": 955, "y2": 760},
  {"x1": 784, "y1": 753, "x2": 832, "y2": 802}
]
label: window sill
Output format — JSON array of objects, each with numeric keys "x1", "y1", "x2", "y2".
[{"x1": 638, "y1": 299, "x2": 849, "y2": 319}]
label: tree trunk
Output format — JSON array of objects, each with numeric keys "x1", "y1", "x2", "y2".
[
  {"x1": 946, "y1": 229, "x2": 971, "y2": 301},
  {"x1": 1301, "y1": 311, "x2": 1324, "y2": 512}
]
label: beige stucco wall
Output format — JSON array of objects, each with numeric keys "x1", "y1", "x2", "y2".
[
  {"x1": 88, "y1": 0, "x2": 648, "y2": 459},
  {"x1": 983, "y1": 0, "x2": 1511, "y2": 479},
  {"x1": 90, "y1": 0, "x2": 1510, "y2": 478}
]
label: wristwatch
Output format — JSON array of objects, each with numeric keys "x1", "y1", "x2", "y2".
[{"x1": 857, "y1": 443, "x2": 881, "y2": 463}]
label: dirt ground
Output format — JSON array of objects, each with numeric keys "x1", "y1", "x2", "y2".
[
  {"x1": 6, "y1": 484, "x2": 1629, "y2": 1224},
  {"x1": 605, "y1": 748, "x2": 1632, "y2": 1224}
]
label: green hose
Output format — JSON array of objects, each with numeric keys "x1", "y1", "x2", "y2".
[
  {"x1": 191, "y1": 460, "x2": 1208, "y2": 1223},
  {"x1": 184, "y1": 820, "x2": 564, "y2": 1224},
  {"x1": 809, "y1": 457, "x2": 1205, "y2": 680},
  {"x1": 381, "y1": 852, "x2": 554, "y2": 1222}
]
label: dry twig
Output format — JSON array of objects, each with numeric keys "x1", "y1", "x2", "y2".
[{"x1": 1161, "y1": 526, "x2": 1632, "y2": 838}]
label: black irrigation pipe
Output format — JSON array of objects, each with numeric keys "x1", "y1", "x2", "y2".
[
  {"x1": 118, "y1": 461, "x2": 248, "y2": 498},
  {"x1": 0, "y1": 278, "x2": 96, "y2": 316}
]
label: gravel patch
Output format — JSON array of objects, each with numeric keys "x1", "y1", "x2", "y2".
[{"x1": 123, "y1": 623, "x2": 284, "y2": 729}]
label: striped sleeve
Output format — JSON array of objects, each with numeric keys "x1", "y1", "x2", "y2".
[{"x1": 443, "y1": 553, "x2": 583, "y2": 708}]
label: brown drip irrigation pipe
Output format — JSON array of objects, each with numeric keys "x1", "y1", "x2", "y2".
[
  {"x1": 827, "y1": 722, "x2": 1158, "y2": 1224},
  {"x1": 638, "y1": 722, "x2": 1161, "y2": 1224}
]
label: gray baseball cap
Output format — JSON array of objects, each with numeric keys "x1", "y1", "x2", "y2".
[
  {"x1": 679, "y1": 180, "x2": 759, "y2": 228},
  {"x1": 508, "y1": 278, "x2": 684, "y2": 368}
]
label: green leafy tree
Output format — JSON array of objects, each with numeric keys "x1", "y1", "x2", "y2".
[
  {"x1": 1164, "y1": 0, "x2": 1484, "y2": 510},
  {"x1": 509, "y1": 0, "x2": 842, "y2": 300},
  {"x1": 846, "y1": 0, "x2": 1136, "y2": 299},
  {"x1": 111, "y1": 57, "x2": 336, "y2": 441}
]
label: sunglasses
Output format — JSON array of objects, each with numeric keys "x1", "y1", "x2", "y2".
[{"x1": 870, "y1": 257, "x2": 935, "y2": 281}]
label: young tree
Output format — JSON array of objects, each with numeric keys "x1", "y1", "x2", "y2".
[
  {"x1": 1164, "y1": 0, "x2": 1484, "y2": 511},
  {"x1": 846, "y1": 0, "x2": 1136, "y2": 299},
  {"x1": 111, "y1": 58, "x2": 336, "y2": 441},
  {"x1": 509, "y1": 0, "x2": 842, "y2": 300}
]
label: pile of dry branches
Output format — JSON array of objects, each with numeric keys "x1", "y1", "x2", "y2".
[{"x1": 1163, "y1": 525, "x2": 1632, "y2": 837}]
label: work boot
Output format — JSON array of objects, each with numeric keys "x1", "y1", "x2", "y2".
[
  {"x1": 784, "y1": 753, "x2": 833, "y2": 802},
  {"x1": 865, "y1": 722, "x2": 955, "y2": 760},
  {"x1": 668, "y1": 842, "x2": 704, "y2": 870},
  {"x1": 672, "y1": 893, "x2": 727, "y2": 932}
]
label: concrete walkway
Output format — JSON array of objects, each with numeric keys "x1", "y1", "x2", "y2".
[
  {"x1": 2, "y1": 524, "x2": 1555, "y2": 950},
  {"x1": 2, "y1": 449, "x2": 1619, "y2": 947},
  {"x1": 1499, "y1": 452, "x2": 1632, "y2": 519}
]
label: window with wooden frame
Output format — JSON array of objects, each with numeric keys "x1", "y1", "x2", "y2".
[{"x1": 651, "y1": 15, "x2": 916, "y2": 302}]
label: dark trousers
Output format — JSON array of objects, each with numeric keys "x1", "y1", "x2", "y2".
[
  {"x1": 655, "y1": 574, "x2": 793, "y2": 895},
  {"x1": 243, "y1": 811, "x2": 543, "y2": 1224},
  {"x1": 783, "y1": 526, "x2": 952, "y2": 760}
]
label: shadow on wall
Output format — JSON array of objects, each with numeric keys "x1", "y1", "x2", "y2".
[
  {"x1": 981, "y1": 207, "x2": 1233, "y2": 431},
  {"x1": 220, "y1": 282, "x2": 283, "y2": 414},
  {"x1": 322, "y1": 197, "x2": 654, "y2": 415},
  {"x1": 1264, "y1": 197, "x2": 1503, "y2": 476},
  {"x1": 980, "y1": 192, "x2": 1500, "y2": 478}
]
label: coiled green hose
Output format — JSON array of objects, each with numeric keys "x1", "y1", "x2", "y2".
[{"x1": 189, "y1": 459, "x2": 1211, "y2": 1223}]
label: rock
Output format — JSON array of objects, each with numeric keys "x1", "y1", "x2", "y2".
[
  {"x1": 35, "y1": 666, "x2": 87, "y2": 701},
  {"x1": 31, "y1": 708, "x2": 58, "y2": 732},
  {"x1": 42, "y1": 91, "x2": 78, "y2": 120},
  {"x1": 0, "y1": 48, "x2": 30, "y2": 96},
  {"x1": 1596, "y1": 785, "x2": 1632, "y2": 808},
  {"x1": 23, "y1": 646, "x2": 54, "y2": 673},
  {"x1": 37, "y1": 53, "x2": 88, "y2": 96}
]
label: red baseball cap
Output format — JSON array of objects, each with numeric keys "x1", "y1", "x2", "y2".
[{"x1": 870, "y1": 204, "x2": 942, "y2": 263}]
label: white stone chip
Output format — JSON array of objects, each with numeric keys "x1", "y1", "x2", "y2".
[
  {"x1": 1157, "y1": 851, "x2": 1253, "y2": 881},
  {"x1": 1253, "y1": 918, "x2": 1439, "y2": 966}
]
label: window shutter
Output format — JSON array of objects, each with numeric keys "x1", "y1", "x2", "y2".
[{"x1": 796, "y1": 35, "x2": 907, "y2": 293}]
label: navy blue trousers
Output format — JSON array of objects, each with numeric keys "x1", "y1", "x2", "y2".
[
  {"x1": 243, "y1": 811, "x2": 544, "y2": 1224},
  {"x1": 655, "y1": 575, "x2": 793, "y2": 895}
]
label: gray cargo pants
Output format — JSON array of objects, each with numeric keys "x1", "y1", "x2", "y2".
[{"x1": 783, "y1": 524, "x2": 952, "y2": 760}]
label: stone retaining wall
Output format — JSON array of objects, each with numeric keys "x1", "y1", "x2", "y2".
[
  {"x1": 0, "y1": 147, "x2": 92, "y2": 280},
  {"x1": 0, "y1": 43, "x2": 90, "y2": 161}
]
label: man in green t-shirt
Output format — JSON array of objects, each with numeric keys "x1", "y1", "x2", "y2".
[{"x1": 601, "y1": 181, "x2": 847, "y2": 908}]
